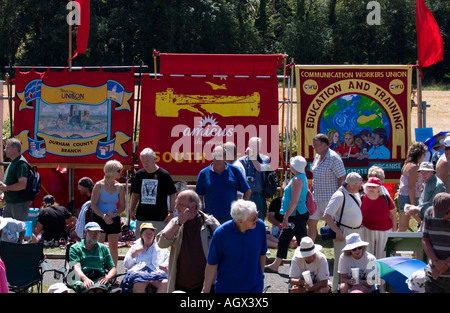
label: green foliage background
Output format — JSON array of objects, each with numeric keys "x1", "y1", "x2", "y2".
[{"x1": 0, "y1": 0, "x2": 449, "y2": 84}]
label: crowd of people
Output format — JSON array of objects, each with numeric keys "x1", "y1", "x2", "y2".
[{"x1": 0, "y1": 133, "x2": 449, "y2": 294}]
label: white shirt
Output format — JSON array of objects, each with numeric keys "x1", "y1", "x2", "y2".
[
  {"x1": 324, "y1": 186, "x2": 362, "y2": 228},
  {"x1": 289, "y1": 250, "x2": 330, "y2": 283},
  {"x1": 124, "y1": 238, "x2": 169, "y2": 273}
]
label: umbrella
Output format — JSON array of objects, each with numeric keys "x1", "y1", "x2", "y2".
[
  {"x1": 374, "y1": 257, "x2": 427, "y2": 293},
  {"x1": 424, "y1": 131, "x2": 449, "y2": 150}
]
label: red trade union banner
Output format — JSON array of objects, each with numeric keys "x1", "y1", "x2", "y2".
[
  {"x1": 295, "y1": 65, "x2": 413, "y2": 182},
  {"x1": 13, "y1": 68, "x2": 135, "y2": 168},
  {"x1": 139, "y1": 54, "x2": 283, "y2": 177}
]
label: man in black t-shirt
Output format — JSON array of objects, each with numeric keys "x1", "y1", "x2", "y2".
[
  {"x1": 35, "y1": 195, "x2": 72, "y2": 245},
  {"x1": 130, "y1": 148, "x2": 177, "y2": 237}
]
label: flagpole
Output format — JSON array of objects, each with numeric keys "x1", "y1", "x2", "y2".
[
  {"x1": 416, "y1": 61, "x2": 423, "y2": 129},
  {"x1": 68, "y1": 0, "x2": 72, "y2": 70}
]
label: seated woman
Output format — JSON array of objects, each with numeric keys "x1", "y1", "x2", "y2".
[
  {"x1": 121, "y1": 223, "x2": 169, "y2": 293},
  {"x1": 338, "y1": 233, "x2": 376, "y2": 293}
]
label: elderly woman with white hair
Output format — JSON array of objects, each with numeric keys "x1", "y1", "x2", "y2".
[
  {"x1": 265, "y1": 155, "x2": 309, "y2": 274},
  {"x1": 202, "y1": 200, "x2": 268, "y2": 293},
  {"x1": 90, "y1": 159, "x2": 126, "y2": 266},
  {"x1": 360, "y1": 177, "x2": 397, "y2": 260}
]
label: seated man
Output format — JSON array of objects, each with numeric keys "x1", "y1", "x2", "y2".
[
  {"x1": 68, "y1": 222, "x2": 118, "y2": 293},
  {"x1": 289, "y1": 236, "x2": 331, "y2": 293}
]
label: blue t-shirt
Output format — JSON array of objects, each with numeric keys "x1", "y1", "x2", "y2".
[
  {"x1": 207, "y1": 219, "x2": 267, "y2": 293},
  {"x1": 195, "y1": 163, "x2": 250, "y2": 220}
]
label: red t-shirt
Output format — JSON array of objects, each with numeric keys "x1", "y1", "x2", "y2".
[{"x1": 361, "y1": 194, "x2": 395, "y2": 231}]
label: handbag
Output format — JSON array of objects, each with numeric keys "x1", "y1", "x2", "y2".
[
  {"x1": 300, "y1": 190, "x2": 317, "y2": 216},
  {"x1": 306, "y1": 190, "x2": 317, "y2": 215},
  {"x1": 320, "y1": 190, "x2": 345, "y2": 241}
]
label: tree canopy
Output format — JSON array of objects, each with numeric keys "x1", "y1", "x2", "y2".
[{"x1": 1, "y1": 0, "x2": 448, "y2": 84}]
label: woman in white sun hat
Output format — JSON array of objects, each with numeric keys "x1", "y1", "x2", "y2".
[
  {"x1": 338, "y1": 233, "x2": 376, "y2": 293},
  {"x1": 265, "y1": 155, "x2": 309, "y2": 274}
]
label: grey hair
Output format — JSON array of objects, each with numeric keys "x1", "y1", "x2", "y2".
[
  {"x1": 181, "y1": 189, "x2": 202, "y2": 211},
  {"x1": 362, "y1": 184, "x2": 384, "y2": 195},
  {"x1": 230, "y1": 200, "x2": 257, "y2": 222},
  {"x1": 368, "y1": 166, "x2": 385, "y2": 183},
  {"x1": 7, "y1": 138, "x2": 22, "y2": 153},
  {"x1": 140, "y1": 148, "x2": 156, "y2": 159}
]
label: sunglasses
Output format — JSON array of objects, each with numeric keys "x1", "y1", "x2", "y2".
[{"x1": 351, "y1": 246, "x2": 363, "y2": 252}]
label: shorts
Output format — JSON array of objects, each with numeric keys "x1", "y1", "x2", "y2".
[
  {"x1": 397, "y1": 194, "x2": 419, "y2": 213},
  {"x1": 309, "y1": 200, "x2": 328, "y2": 220},
  {"x1": 3, "y1": 201, "x2": 32, "y2": 221},
  {"x1": 92, "y1": 214, "x2": 121, "y2": 234}
]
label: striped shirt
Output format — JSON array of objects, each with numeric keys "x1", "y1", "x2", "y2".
[
  {"x1": 311, "y1": 149, "x2": 346, "y2": 202},
  {"x1": 422, "y1": 214, "x2": 450, "y2": 277}
]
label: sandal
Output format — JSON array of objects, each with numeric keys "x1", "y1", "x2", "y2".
[{"x1": 264, "y1": 265, "x2": 278, "y2": 274}]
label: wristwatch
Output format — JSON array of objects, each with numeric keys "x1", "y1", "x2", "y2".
[{"x1": 174, "y1": 220, "x2": 182, "y2": 226}]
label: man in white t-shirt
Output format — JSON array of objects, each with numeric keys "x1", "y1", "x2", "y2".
[
  {"x1": 289, "y1": 236, "x2": 330, "y2": 293},
  {"x1": 323, "y1": 172, "x2": 363, "y2": 292}
]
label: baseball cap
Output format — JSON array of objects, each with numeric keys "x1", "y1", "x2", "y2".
[
  {"x1": 365, "y1": 177, "x2": 382, "y2": 187},
  {"x1": 43, "y1": 195, "x2": 55, "y2": 204},
  {"x1": 85, "y1": 222, "x2": 104, "y2": 232}
]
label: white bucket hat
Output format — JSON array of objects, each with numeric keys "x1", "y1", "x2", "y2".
[
  {"x1": 406, "y1": 270, "x2": 426, "y2": 293},
  {"x1": 418, "y1": 162, "x2": 435, "y2": 172},
  {"x1": 342, "y1": 233, "x2": 369, "y2": 251},
  {"x1": 290, "y1": 156, "x2": 307, "y2": 174},
  {"x1": 294, "y1": 236, "x2": 322, "y2": 258}
]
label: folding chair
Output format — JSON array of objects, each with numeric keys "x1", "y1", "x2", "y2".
[{"x1": 0, "y1": 241, "x2": 59, "y2": 293}]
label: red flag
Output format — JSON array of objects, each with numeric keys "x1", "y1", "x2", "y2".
[
  {"x1": 71, "y1": 0, "x2": 90, "y2": 61},
  {"x1": 416, "y1": 0, "x2": 444, "y2": 68}
]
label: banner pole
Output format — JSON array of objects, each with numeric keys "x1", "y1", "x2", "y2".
[
  {"x1": 68, "y1": 0, "x2": 72, "y2": 70},
  {"x1": 289, "y1": 58, "x2": 294, "y2": 162},
  {"x1": 416, "y1": 61, "x2": 423, "y2": 129},
  {"x1": 280, "y1": 55, "x2": 287, "y2": 190}
]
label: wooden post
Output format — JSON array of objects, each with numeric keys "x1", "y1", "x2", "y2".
[{"x1": 416, "y1": 61, "x2": 423, "y2": 129}]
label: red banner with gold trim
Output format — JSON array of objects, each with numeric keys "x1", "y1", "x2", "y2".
[
  {"x1": 139, "y1": 54, "x2": 283, "y2": 177},
  {"x1": 13, "y1": 68, "x2": 135, "y2": 168}
]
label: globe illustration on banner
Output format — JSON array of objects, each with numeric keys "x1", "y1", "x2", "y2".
[{"x1": 319, "y1": 94, "x2": 391, "y2": 146}]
